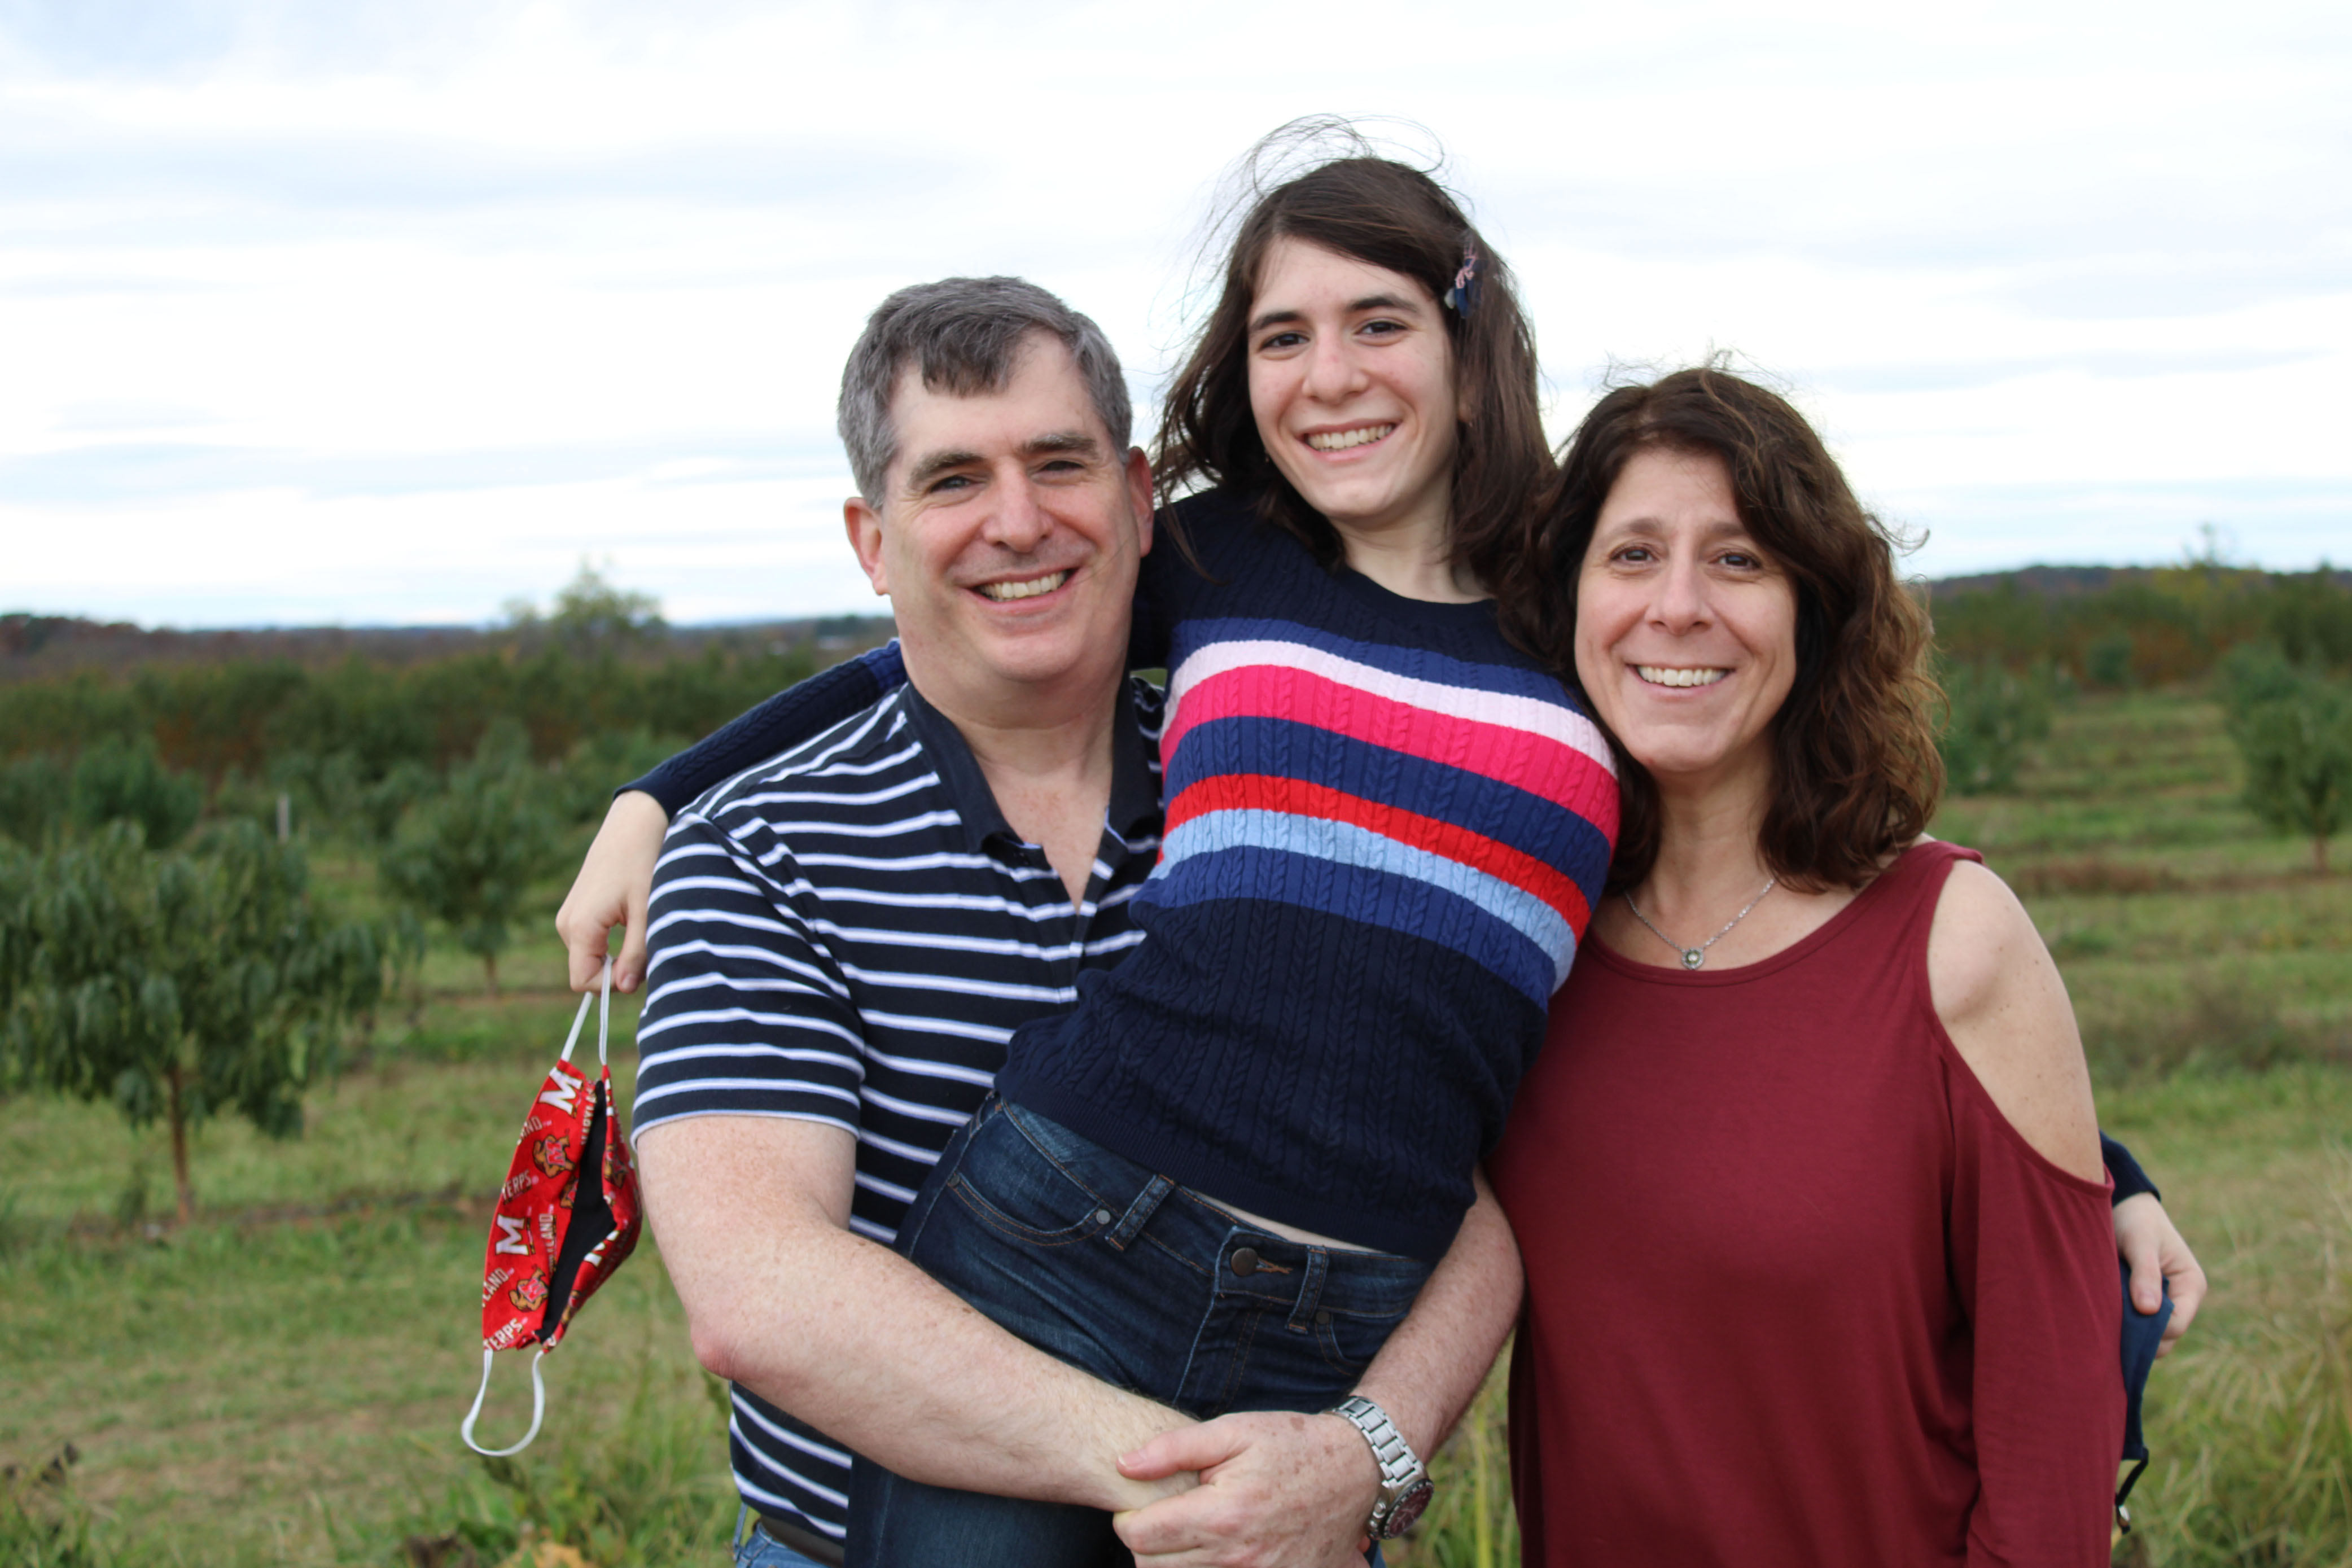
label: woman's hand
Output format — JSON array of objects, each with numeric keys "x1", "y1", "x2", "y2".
[
  {"x1": 2114, "y1": 1193, "x2": 2208, "y2": 1356},
  {"x1": 554, "y1": 790, "x2": 670, "y2": 992}
]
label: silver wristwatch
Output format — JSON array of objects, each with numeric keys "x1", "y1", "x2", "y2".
[{"x1": 1326, "y1": 1394, "x2": 1434, "y2": 1539}]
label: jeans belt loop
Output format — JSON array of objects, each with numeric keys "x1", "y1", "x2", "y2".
[
  {"x1": 1287, "y1": 1245, "x2": 1332, "y2": 1333},
  {"x1": 1105, "y1": 1173, "x2": 1175, "y2": 1251}
]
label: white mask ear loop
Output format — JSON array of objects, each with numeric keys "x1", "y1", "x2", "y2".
[
  {"x1": 596, "y1": 954, "x2": 611, "y2": 1067},
  {"x1": 555, "y1": 957, "x2": 613, "y2": 1067},
  {"x1": 461, "y1": 1345, "x2": 547, "y2": 1457},
  {"x1": 555, "y1": 986, "x2": 594, "y2": 1066}
]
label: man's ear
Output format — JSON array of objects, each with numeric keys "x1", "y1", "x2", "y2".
[
  {"x1": 844, "y1": 497, "x2": 890, "y2": 596},
  {"x1": 1124, "y1": 447, "x2": 1154, "y2": 557}
]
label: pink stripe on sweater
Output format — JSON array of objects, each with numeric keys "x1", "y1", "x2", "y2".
[{"x1": 1165, "y1": 664, "x2": 1615, "y2": 816}]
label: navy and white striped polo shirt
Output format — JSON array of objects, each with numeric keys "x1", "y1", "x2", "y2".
[{"x1": 630, "y1": 674, "x2": 1164, "y2": 1553}]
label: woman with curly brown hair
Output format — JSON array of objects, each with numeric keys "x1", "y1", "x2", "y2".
[{"x1": 1490, "y1": 366, "x2": 2126, "y2": 1566}]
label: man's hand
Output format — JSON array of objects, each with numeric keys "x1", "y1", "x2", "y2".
[
  {"x1": 2114, "y1": 1192, "x2": 2207, "y2": 1357},
  {"x1": 1113, "y1": 1411, "x2": 1378, "y2": 1567},
  {"x1": 554, "y1": 790, "x2": 669, "y2": 992}
]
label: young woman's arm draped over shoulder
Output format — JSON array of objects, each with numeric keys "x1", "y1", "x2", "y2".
[
  {"x1": 1929, "y1": 861, "x2": 2123, "y2": 1567},
  {"x1": 630, "y1": 641, "x2": 910, "y2": 816},
  {"x1": 554, "y1": 642, "x2": 908, "y2": 989}
]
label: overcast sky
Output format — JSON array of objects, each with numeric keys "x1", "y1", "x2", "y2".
[{"x1": 3, "y1": 0, "x2": 2346, "y2": 628}]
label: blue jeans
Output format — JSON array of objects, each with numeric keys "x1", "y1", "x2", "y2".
[
  {"x1": 733, "y1": 1507, "x2": 834, "y2": 1568},
  {"x1": 847, "y1": 1097, "x2": 1432, "y2": 1568}
]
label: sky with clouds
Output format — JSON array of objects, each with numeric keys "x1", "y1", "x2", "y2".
[{"x1": 3, "y1": 0, "x2": 2347, "y2": 628}]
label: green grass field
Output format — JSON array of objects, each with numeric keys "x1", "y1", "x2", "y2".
[{"x1": 4, "y1": 685, "x2": 2347, "y2": 1566}]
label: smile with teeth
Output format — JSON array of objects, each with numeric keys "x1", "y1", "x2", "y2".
[
  {"x1": 975, "y1": 571, "x2": 1069, "y2": 603},
  {"x1": 1305, "y1": 424, "x2": 1395, "y2": 452},
  {"x1": 1636, "y1": 665, "x2": 1729, "y2": 689}
]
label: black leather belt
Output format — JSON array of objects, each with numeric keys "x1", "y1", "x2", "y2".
[{"x1": 756, "y1": 1510, "x2": 846, "y2": 1566}]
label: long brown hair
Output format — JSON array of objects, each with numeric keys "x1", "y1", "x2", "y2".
[
  {"x1": 1154, "y1": 125, "x2": 1555, "y2": 657},
  {"x1": 1533, "y1": 365, "x2": 1944, "y2": 894}
]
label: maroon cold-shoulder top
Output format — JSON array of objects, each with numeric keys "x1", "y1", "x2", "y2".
[{"x1": 1490, "y1": 841, "x2": 2122, "y2": 1567}]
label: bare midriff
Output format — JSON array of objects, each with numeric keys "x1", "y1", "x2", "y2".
[{"x1": 1206, "y1": 1197, "x2": 1380, "y2": 1252}]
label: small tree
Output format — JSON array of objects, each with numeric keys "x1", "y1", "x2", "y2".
[
  {"x1": 0, "y1": 822, "x2": 386, "y2": 1224},
  {"x1": 552, "y1": 560, "x2": 664, "y2": 655},
  {"x1": 377, "y1": 742, "x2": 559, "y2": 995},
  {"x1": 68, "y1": 734, "x2": 202, "y2": 848},
  {"x1": 1936, "y1": 656, "x2": 2056, "y2": 796},
  {"x1": 503, "y1": 560, "x2": 665, "y2": 659},
  {"x1": 0, "y1": 752, "x2": 68, "y2": 844},
  {"x1": 2221, "y1": 648, "x2": 2351, "y2": 874}
]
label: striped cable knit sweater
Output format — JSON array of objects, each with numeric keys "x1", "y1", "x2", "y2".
[{"x1": 995, "y1": 492, "x2": 1618, "y2": 1256}]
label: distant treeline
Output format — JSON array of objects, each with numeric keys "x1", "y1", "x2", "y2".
[
  {"x1": 0, "y1": 608, "x2": 894, "y2": 682},
  {"x1": 1927, "y1": 563, "x2": 2351, "y2": 687},
  {"x1": 0, "y1": 638, "x2": 848, "y2": 788}
]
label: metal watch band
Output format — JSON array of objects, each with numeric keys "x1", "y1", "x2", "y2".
[{"x1": 1326, "y1": 1394, "x2": 1434, "y2": 1539}]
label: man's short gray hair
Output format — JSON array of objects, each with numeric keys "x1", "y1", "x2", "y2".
[{"x1": 836, "y1": 277, "x2": 1132, "y2": 503}]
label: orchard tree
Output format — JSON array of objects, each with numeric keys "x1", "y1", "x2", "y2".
[
  {"x1": 0, "y1": 753, "x2": 67, "y2": 844},
  {"x1": 0, "y1": 822, "x2": 387, "y2": 1224},
  {"x1": 551, "y1": 560, "x2": 665, "y2": 655},
  {"x1": 376, "y1": 742, "x2": 560, "y2": 995},
  {"x1": 502, "y1": 560, "x2": 665, "y2": 659},
  {"x1": 1936, "y1": 656, "x2": 2056, "y2": 796},
  {"x1": 2222, "y1": 651, "x2": 2350, "y2": 874},
  {"x1": 68, "y1": 734, "x2": 202, "y2": 848}
]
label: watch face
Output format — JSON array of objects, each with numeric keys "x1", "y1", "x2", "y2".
[{"x1": 1379, "y1": 1478, "x2": 1435, "y2": 1539}]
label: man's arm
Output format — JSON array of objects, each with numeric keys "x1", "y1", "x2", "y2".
[
  {"x1": 633, "y1": 797, "x2": 1194, "y2": 1510},
  {"x1": 1112, "y1": 1167, "x2": 1522, "y2": 1566},
  {"x1": 641, "y1": 1113, "x2": 1194, "y2": 1509}
]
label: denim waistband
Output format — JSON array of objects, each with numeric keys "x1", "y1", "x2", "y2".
[{"x1": 988, "y1": 1097, "x2": 1432, "y2": 1323}]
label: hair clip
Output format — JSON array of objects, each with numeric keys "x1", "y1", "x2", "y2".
[{"x1": 1442, "y1": 247, "x2": 1480, "y2": 318}]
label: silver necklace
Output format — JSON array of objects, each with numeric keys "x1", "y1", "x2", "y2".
[{"x1": 1623, "y1": 875, "x2": 1778, "y2": 971}]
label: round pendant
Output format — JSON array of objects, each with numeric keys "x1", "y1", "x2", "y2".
[{"x1": 1681, "y1": 949, "x2": 1705, "y2": 970}]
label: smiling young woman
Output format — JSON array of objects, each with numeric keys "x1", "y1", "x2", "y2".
[{"x1": 832, "y1": 150, "x2": 1619, "y2": 1568}]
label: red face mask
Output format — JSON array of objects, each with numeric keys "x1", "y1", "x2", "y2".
[{"x1": 462, "y1": 960, "x2": 642, "y2": 1456}]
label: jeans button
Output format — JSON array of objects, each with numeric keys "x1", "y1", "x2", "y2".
[
  {"x1": 1316, "y1": 1309, "x2": 1333, "y2": 1325},
  {"x1": 1231, "y1": 1246, "x2": 1261, "y2": 1276},
  {"x1": 1090, "y1": 1208, "x2": 1113, "y2": 1227}
]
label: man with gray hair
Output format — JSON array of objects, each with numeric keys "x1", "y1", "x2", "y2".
[{"x1": 576, "y1": 276, "x2": 1518, "y2": 1566}]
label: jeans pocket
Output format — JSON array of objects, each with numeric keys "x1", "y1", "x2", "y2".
[
  {"x1": 941, "y1": 1109, "x2": 1119, "y2": 1250},
  {"x1": 1315, "y1": 1299, "x2": 1411, "y2": 1377}
]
